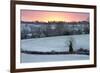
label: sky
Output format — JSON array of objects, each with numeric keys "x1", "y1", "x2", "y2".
[{"x1": 21, "y1": 10, "x2": 89, "y2": 22}]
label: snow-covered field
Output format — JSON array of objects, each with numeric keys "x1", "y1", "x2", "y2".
[
  {"x1": 21, "y1": 34, "x2": 89, "y2": 63},
  {"x1": 21, "y1": 53, "x2": 89, "y2": 63},
  {"x1": 21, "y1": 34, "x2": 89, "y2": 52}
]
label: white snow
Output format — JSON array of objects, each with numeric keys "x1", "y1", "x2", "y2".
[
  {"x1": 21, "y1": 53, "x2": 89, "y2": 63},
  {"x1": 21, "y1": 34, "x2": 89, "y2": 63},
  {"x1": 21, "y1": 34, "x2": 89, "y2": 52}
]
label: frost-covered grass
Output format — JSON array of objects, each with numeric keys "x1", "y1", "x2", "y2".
[
  {"x1": 21, "y1": 34, "x2": 89, "y2": 63},
  {"x1": 21, "y1": 53, "x2": 89, "y2": 63},
  {"x1": 21, "y1": 34, "x2": 89, "y2": 52}
]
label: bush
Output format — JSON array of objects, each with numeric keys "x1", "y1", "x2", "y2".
[{"x1": 76, "y1": 48, "x2": 89, "y2": 55}]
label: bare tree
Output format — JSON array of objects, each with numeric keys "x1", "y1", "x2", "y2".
[
  {"x1": 69, "y1": 37, "x2": 74, "y2": 53},
  {"x1": 69, "y1": 41, "x2": 73, "y2": 53}
]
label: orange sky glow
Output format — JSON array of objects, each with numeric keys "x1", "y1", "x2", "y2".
[{"x1": 21, "y1": 10, "x2": 89, "y2": 22}]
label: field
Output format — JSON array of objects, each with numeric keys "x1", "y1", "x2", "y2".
[{"x1": 21, "y1": 34, "x2": 89, "y2": 63}]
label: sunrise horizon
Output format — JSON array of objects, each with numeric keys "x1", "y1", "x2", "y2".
[
  {"x1": 21, "y1": 10, "x2": 89, "y2": 22},
  {"x1": 21, "y1": 20, "x2": 89, "y2": 23}
]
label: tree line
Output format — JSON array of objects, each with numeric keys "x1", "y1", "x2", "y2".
[{"x1": 21, "y1": 21, "x2": 89, "y2": 39}]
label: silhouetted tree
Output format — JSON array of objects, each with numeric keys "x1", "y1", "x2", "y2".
[{"x1": 69, "y1": 41, "x2": 73, "y2": 53}]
